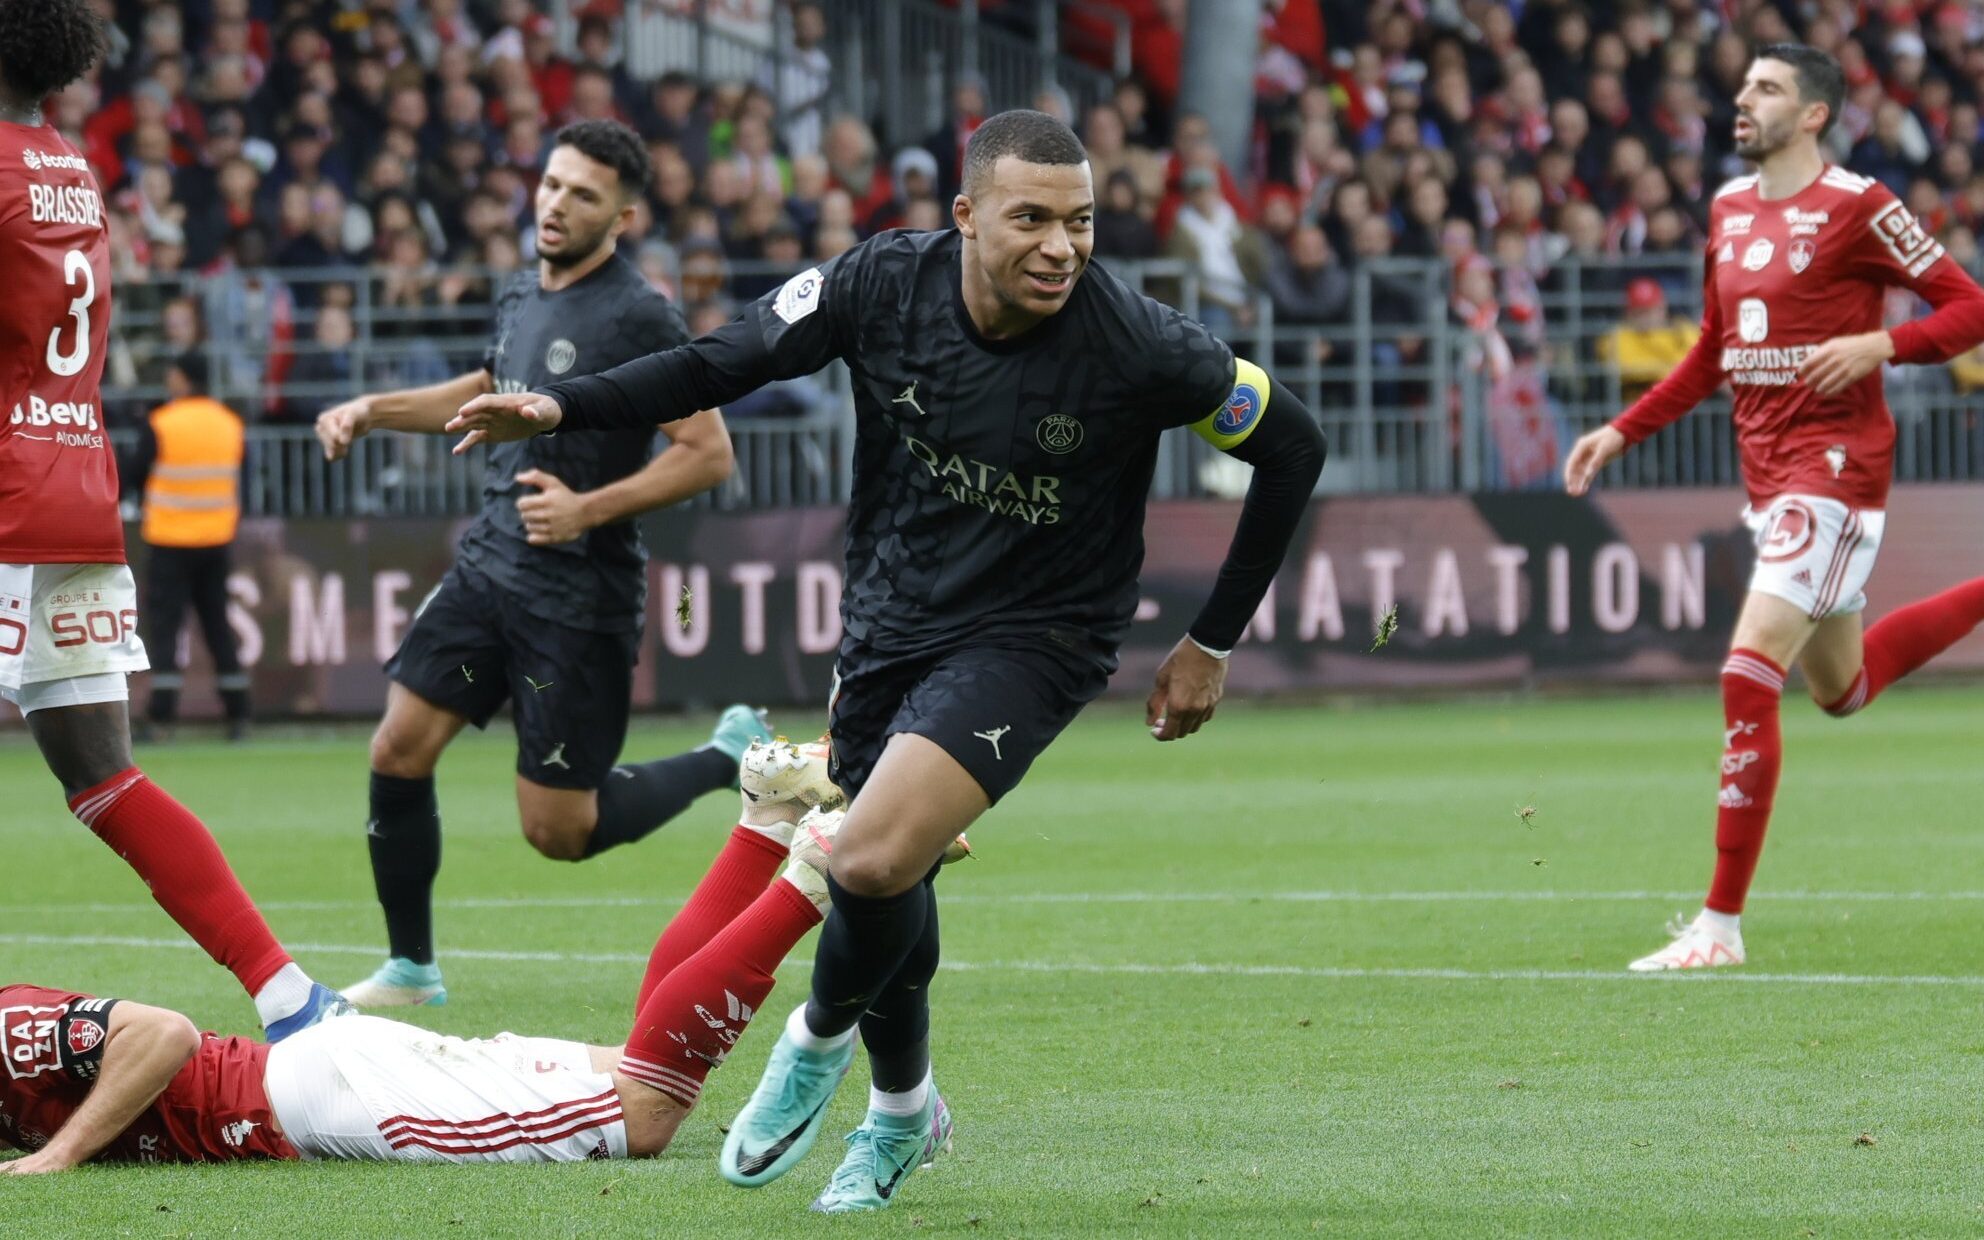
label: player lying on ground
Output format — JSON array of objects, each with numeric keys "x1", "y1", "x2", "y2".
[
  {"x1": 1562, "y1": 44, "x2": 1984, "y2": 972},
  {"x1": 313, "y1": 120, "x2": 754, "y2": 1009},
  {"x1": 448, "y1": 109, "x2": 1327, "y2": 1212},
  {"x1": 0, "y1": 0, "x2": 344, "y2": 1040},
  {"x1": 0, "y1": 741, "x2": 965, "y2": 1173}
]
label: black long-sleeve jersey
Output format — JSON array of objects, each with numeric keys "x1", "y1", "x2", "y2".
[{"x1": 543, "y1": 229, "x2": 1305, "y2": 656}]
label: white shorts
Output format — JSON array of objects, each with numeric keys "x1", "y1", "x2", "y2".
[
  {"x1": 1742, "y1": 495, "x2": 1886, "y2": 621},
  {"x1": 0, "y1": 562, "x2": 147, "y2": 709},
  {"x1": 263, "y1": 1016, "x2": 628, "y2": 1163}
]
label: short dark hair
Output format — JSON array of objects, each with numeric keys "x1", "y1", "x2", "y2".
[
  {"x1": 554, "y1": 119, "x2": 652, "y2": 200},
  {"x1": 962, "y1": 109, "x2": 1088, "y2": 195},
  {"x1": 170, "y1": 350, "x2": 209, "y2": 395},
  {"x1": 1754, "y1": 42, "x2": 1845, "y2": 139},
  {"x1": 0, "y1": 0, "x2": 106, "y2": 103}
]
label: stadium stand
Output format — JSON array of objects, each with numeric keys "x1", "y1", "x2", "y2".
[{"x1": 67, "y1": 0, "x2": 1984, "y2": 509}]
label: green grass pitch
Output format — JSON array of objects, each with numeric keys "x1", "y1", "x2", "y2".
[{"x1": 4, "y1": 688, "x2": 1983, "y2": 1236}]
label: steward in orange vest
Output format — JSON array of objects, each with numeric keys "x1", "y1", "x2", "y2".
[{"x1": 132, "y1": 353, "x2": 250, "y2": 738}]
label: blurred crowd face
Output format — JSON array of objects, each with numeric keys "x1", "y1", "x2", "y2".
[
  {"x1": 788, "y1": 154, "x2": 829, "y2": 202},
  {"x1": 1083, "y1": 104, "x2": 1124, "y2": 158},
  {"x1": 1290, "y1": 225, "x2": 1330, "y2": 273},
  {"x1": 1352, "y1": 214, "x2": 1392, "y2": 259},
  {"x1": 818, "y1": 188, "x2": 854, "y2": 232},
  {"x1": 535, "y1": 145, "x2": 632, "y2": 268}
]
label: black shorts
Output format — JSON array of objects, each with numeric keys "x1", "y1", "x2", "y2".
[
  {"x1": 384, "y1": 564, "x2": 637, "y2": 790},
  {"x1": 827, "y1": 631, "x2": 1113, "y2": 805}
]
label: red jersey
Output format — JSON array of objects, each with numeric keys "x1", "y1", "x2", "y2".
[
  {"x1": 0, "y1": 121, "x2": 121, "y2": 563},
  {"x1": 1613, "y1": 165, "x2": 1984, "y2": 509},
  {"x1": 0, "y1": 985, "x2": 295, "y2": 1163}
]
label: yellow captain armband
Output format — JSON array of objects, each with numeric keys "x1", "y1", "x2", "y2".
[{"x1": 1189, "y1": 357, "x2": 1271, "y2": 451}]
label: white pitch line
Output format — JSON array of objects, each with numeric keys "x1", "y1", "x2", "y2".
[
  {"x1": 3, "y1": 932, "x2": 1983, "y2": 990},
  {"x1": 9, "y1": 889, "x2": 1984, "y2": 915}
]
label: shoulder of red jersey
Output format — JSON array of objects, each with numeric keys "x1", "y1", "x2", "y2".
[
  {"x1": 1711, "y1": 174, "x2": 1759, "y2": 202},
  {"x1": 1817, "y1": 165, "x2": 1878, "y2": 198}
]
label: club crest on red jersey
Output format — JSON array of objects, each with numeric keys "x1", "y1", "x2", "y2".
[
  {"x1": 65, "y1": 1017, "x2": 102, "y2": 1056},
  {"x1": 1788, "y1": 240, "x2": 1815, "y2": 274}
]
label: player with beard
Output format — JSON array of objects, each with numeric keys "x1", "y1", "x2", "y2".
[
  {"x1": 0, "y1": 0, "x2": 345, "y2": 1041},
  {"x1": 315, "y1": 121, "x2": 757, "y2": 1009},
  {"x1": 447, "y1": 109, "x2": 1329, "y2": 1212},
  {"x1": 1562, "y1": 45, "x2": 1984, "y2": 971}
]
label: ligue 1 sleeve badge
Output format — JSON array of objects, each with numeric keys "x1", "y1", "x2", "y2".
[{"x1": 1789, "y1": 239, "x2": 1815, "y2": 274}]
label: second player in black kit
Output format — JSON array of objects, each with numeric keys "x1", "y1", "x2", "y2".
[
  {"x1": 318, "y1": 121, "x2": 751, "y2": 1009},
  {"x1": 450, "y1": 111, "x2": 1325, "y2": 1207},
  {"x1": 399, "y1": 253, "x2": 685, "y2": 784}
]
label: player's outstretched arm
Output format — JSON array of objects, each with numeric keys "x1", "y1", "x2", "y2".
[
  {"x1": 456, "y1": 258, "x2": 857, "y2": 446},
  {"x1": 512, "y1": 409, "x2": 733, "y2": 544},
  {"x1": 1151, "y1": 371, "x2": 1327, "y2": 741},
  {"x1": 1, "y1": 1002, "x2": 199, "y2": 1174},
  {"x1": 317, "y1": 369, "x2": 494, "y2": 461}
]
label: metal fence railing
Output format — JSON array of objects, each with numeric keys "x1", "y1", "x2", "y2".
[{"x1": 103, "y1": 252, "x2": 1984, "y2": 515}]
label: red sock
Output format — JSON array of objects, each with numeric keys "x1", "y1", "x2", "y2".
[
  {"x1": 1825, "y1": 577, "x2": 1984, "y2": 716},
  {"x1": 620, "y1": 878, "x2": 821, "y2": 1107},
  {"x1": 1707, "y1": 650, "x2": 1785, "y2": 915},
  {"x1": 71, "y1": 769, "x2": 293, "y2": 996},
  {"x1": 635, "y1": 826, "x2": 789, "y2": 1014}
]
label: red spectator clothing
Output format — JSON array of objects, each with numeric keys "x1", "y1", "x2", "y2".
[
  {"x1": 1264, "y1": 0, "x2": 1325, "y2": 70},
  {"x1": 532, "y1": 60, "x2": 576, "y2": 123},
  {"x1": 0, "y1": 121, "x2": 122, "y2": 563},
  {"x1": 1131, "y1": 13, "x2": 1184, "y2": 104},
  {"x1": 1613, "y1": 166, "x2": 1984, "y2": 510},
  {"x1": 0, "y1": 985, "x2": 297, "y2": 1164},
  {"x1": 835, "y1": 166, "x2": 895, "y2": 230},
  {"x1": 1153, "y1": 155, "x2": 1254, "y2": 242}
]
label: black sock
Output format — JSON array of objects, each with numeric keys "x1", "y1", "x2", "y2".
[
  {"x1": 805, "y1": 873, "x2": 930, "y2": 1040},
  {"x1": 147, "y1": 687, "x2": 179, "y2": 724},
  {"x1": 367, "y1": 771, "x2": 441, "y2": 965},
  {"x1": 582, "y1": 745, "x2": 735, "y2": 858},
  {"x1": 864, "y1": 883, "x2": 938, "y2": 1092},
  {"x1": 219, "y1": 688, "x2": 250, "y2": 723}
]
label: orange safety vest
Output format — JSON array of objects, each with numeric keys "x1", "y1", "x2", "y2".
[{"x1": 142, "y1": 397, "x2": 244, "y2": 547}]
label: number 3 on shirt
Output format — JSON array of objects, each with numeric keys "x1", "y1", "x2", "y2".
[{"x1": 46, "y1": 248, "x2": 95, "y2": 378}]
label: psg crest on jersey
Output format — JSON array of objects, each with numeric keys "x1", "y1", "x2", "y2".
[
  {"x1": 1788, "y1": 240, "x2": 1815, "y2": 274},
  {"x1": 1036, "y1": 414, "x2": 1084, "y2": 454}
]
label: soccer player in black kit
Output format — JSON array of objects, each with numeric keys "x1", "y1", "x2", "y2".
[
  {"x1": 449, "y1": 111, "x2": 1326, "y2": 1211},
  {"x1": 313, "y1": 121, "x2": 766, "y2": 1008}
]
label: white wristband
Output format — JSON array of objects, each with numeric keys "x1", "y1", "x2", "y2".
[{"x1": 1186, "y1": 635, "x2": 1232, "y2": 660}]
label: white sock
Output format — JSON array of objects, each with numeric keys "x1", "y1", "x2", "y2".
[
  {"x1": 252, "y1": 963, "x2": 316, "y2": 1027},
  {"x1": 869, "y1": 1070, "x2": 931, "y2": 1118},
  {"x1": 1698, "y1": 908, "x2": 1741, "y2": 940},
  {"x1": 786, "y1": 1003, "x2": 855, "y2": 1052}
]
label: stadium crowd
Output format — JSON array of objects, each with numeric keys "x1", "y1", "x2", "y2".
[{"x1": 55, "y1": 0, "x2": 1984, "y2": 422}]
